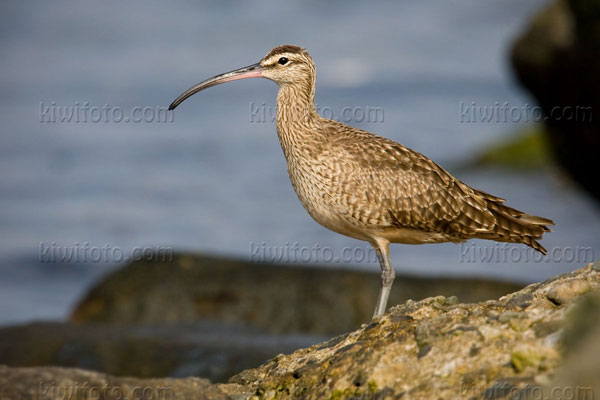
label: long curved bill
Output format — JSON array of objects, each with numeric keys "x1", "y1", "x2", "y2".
[{"x1": 169, "y1": 63, "x2": 263, "y2": 110}]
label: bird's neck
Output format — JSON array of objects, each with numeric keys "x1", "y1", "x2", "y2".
[{"x1": 275, "y1": 83, "x2": 320, "y2": 155}]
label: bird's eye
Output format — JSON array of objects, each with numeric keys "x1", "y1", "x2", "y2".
[{"x1": 278, "y1": 57, "x2": 289, "y2": 65}]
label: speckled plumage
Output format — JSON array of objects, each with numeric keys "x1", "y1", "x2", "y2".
[
  {"x1": 169, "y1": 44, "x2": 554, "y2": 317},
  {"x1": 263, "y1": 45, "x2": 553, "y2": 253}
]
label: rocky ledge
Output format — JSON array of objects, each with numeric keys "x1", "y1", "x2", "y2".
[{"x1": 2, "y1": 262, "x2": 599, "y2": 399}]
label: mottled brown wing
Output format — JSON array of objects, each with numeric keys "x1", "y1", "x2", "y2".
[{"x1": 331, "y1": 126, "x2": 498, "y2": 236}]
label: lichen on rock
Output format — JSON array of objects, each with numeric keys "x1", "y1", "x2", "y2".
[
  {"x1": 228, "y1": 263, "x2": 600, "y2": 399},
  {"x1": 2, "y1": 263, "x2": 599, "y2": 399}
]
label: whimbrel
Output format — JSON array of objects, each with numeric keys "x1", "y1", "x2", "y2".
[{"x1": 169, "y1": 45, "x2": 554, "y2": 318}]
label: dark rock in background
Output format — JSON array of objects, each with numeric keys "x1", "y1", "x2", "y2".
[
  {"x1": 0, "y1": 253, "x2": 522, "y2": 385},
  {"x1": 0, "y1": 321, "x2": 322, "y2": 383},
  {"x1": 511, "y1": 0, "x2": 600, "y2": 200},
  {"x1": 71, "y1": 253, "x2": 523, "y2": 336}
]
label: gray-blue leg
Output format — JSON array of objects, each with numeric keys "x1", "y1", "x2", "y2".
[{"x1": 371, "y1": 239, "x2": 395, "y2": 318}]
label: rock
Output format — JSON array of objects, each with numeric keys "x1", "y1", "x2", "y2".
[
  {"x1": 559, "y1": 284, "x2": 600, "y2": 352},
  {"x1": 546, "y1": 278, "x2": 591, "y2": 305},
  {"x1": 510, "y1": 344, "x2": 559, "y2": 373},
  {"x1": 533, "y1": 319, "x2": 562, "y2": 338},
  {"x1": 70, "y1": 253, "x2": 523, "y2": 335},
  {"x1": 511, "y1": 0, "x2": 600, "y2": 200},
  {"x1": 466, "y1": 127, "x2": 552, "y2": 170},
  {"x1": 545, "y1": 288, "x2": 600, "y2": 397},
  {"x1": 445, "y1": 295, "x2": 459, "y2": 306},
  {"x1": 0, "y1": 365, "x2": 242, "y2": 400},
  {"x1": 498, "y1": 311, "x2": 532, "y2": 332},
  {"x1": 505, "y1": 292, "x2": 534, "y2": 309},
  {"x1": 0, "y1": 321, "x2": 322, "y2": 383},
  {"x1": 225, "y1": 263, "x2": 599, "y2": 399},
  {"x1": 498, "y1": 311, "x2": 528, "y2": 323},
  {"x1": 2, "y1": 263, "x2": 598, "y2": 399}
]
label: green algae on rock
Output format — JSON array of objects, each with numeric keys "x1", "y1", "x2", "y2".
[{"x1": 464, "y1": 127, "x2": 552, "y2": 170}]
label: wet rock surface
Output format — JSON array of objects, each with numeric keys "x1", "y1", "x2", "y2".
[{"x1": 2, "y1": 262, "x2": 598, "y2": 399}]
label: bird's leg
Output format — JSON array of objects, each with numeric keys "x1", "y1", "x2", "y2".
[{"x1": 371, "y1": 239, "x2": 395, "y2": 318}]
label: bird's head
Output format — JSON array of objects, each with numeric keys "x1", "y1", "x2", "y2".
[
  {"x1": 169, "y1": 45, "x2": 315, "y2": 110},
  {"x1": 258, "y1": 45, "x2": 315, "y2": 85}
]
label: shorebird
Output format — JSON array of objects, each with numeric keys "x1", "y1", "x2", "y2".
[{"x1": 169, "y1": 45, "x2": 554, "y2": 318}]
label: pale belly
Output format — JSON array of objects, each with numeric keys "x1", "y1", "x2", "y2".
[
  {"x1": 286, "y1": 160, "x2": 454, "y2": 246},
  {"x1": 285, "y1": 159, "x2": 367, "y2": 240},
  {"x1": 289, "y1": 170, "x2": 368, "y2": 240}
]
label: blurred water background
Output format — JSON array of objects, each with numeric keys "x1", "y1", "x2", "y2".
[{"x1": 1, "y1": 0, "x2": 598, "y2": 326}]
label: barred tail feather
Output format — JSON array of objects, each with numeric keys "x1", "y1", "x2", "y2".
[{"x1": 485, "y1": 200, "x2": 555, "y2": 255}]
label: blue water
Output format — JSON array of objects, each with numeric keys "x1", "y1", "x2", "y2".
[{"x1": 1, "y1": 0, "x2": 599, "y2": 326}]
